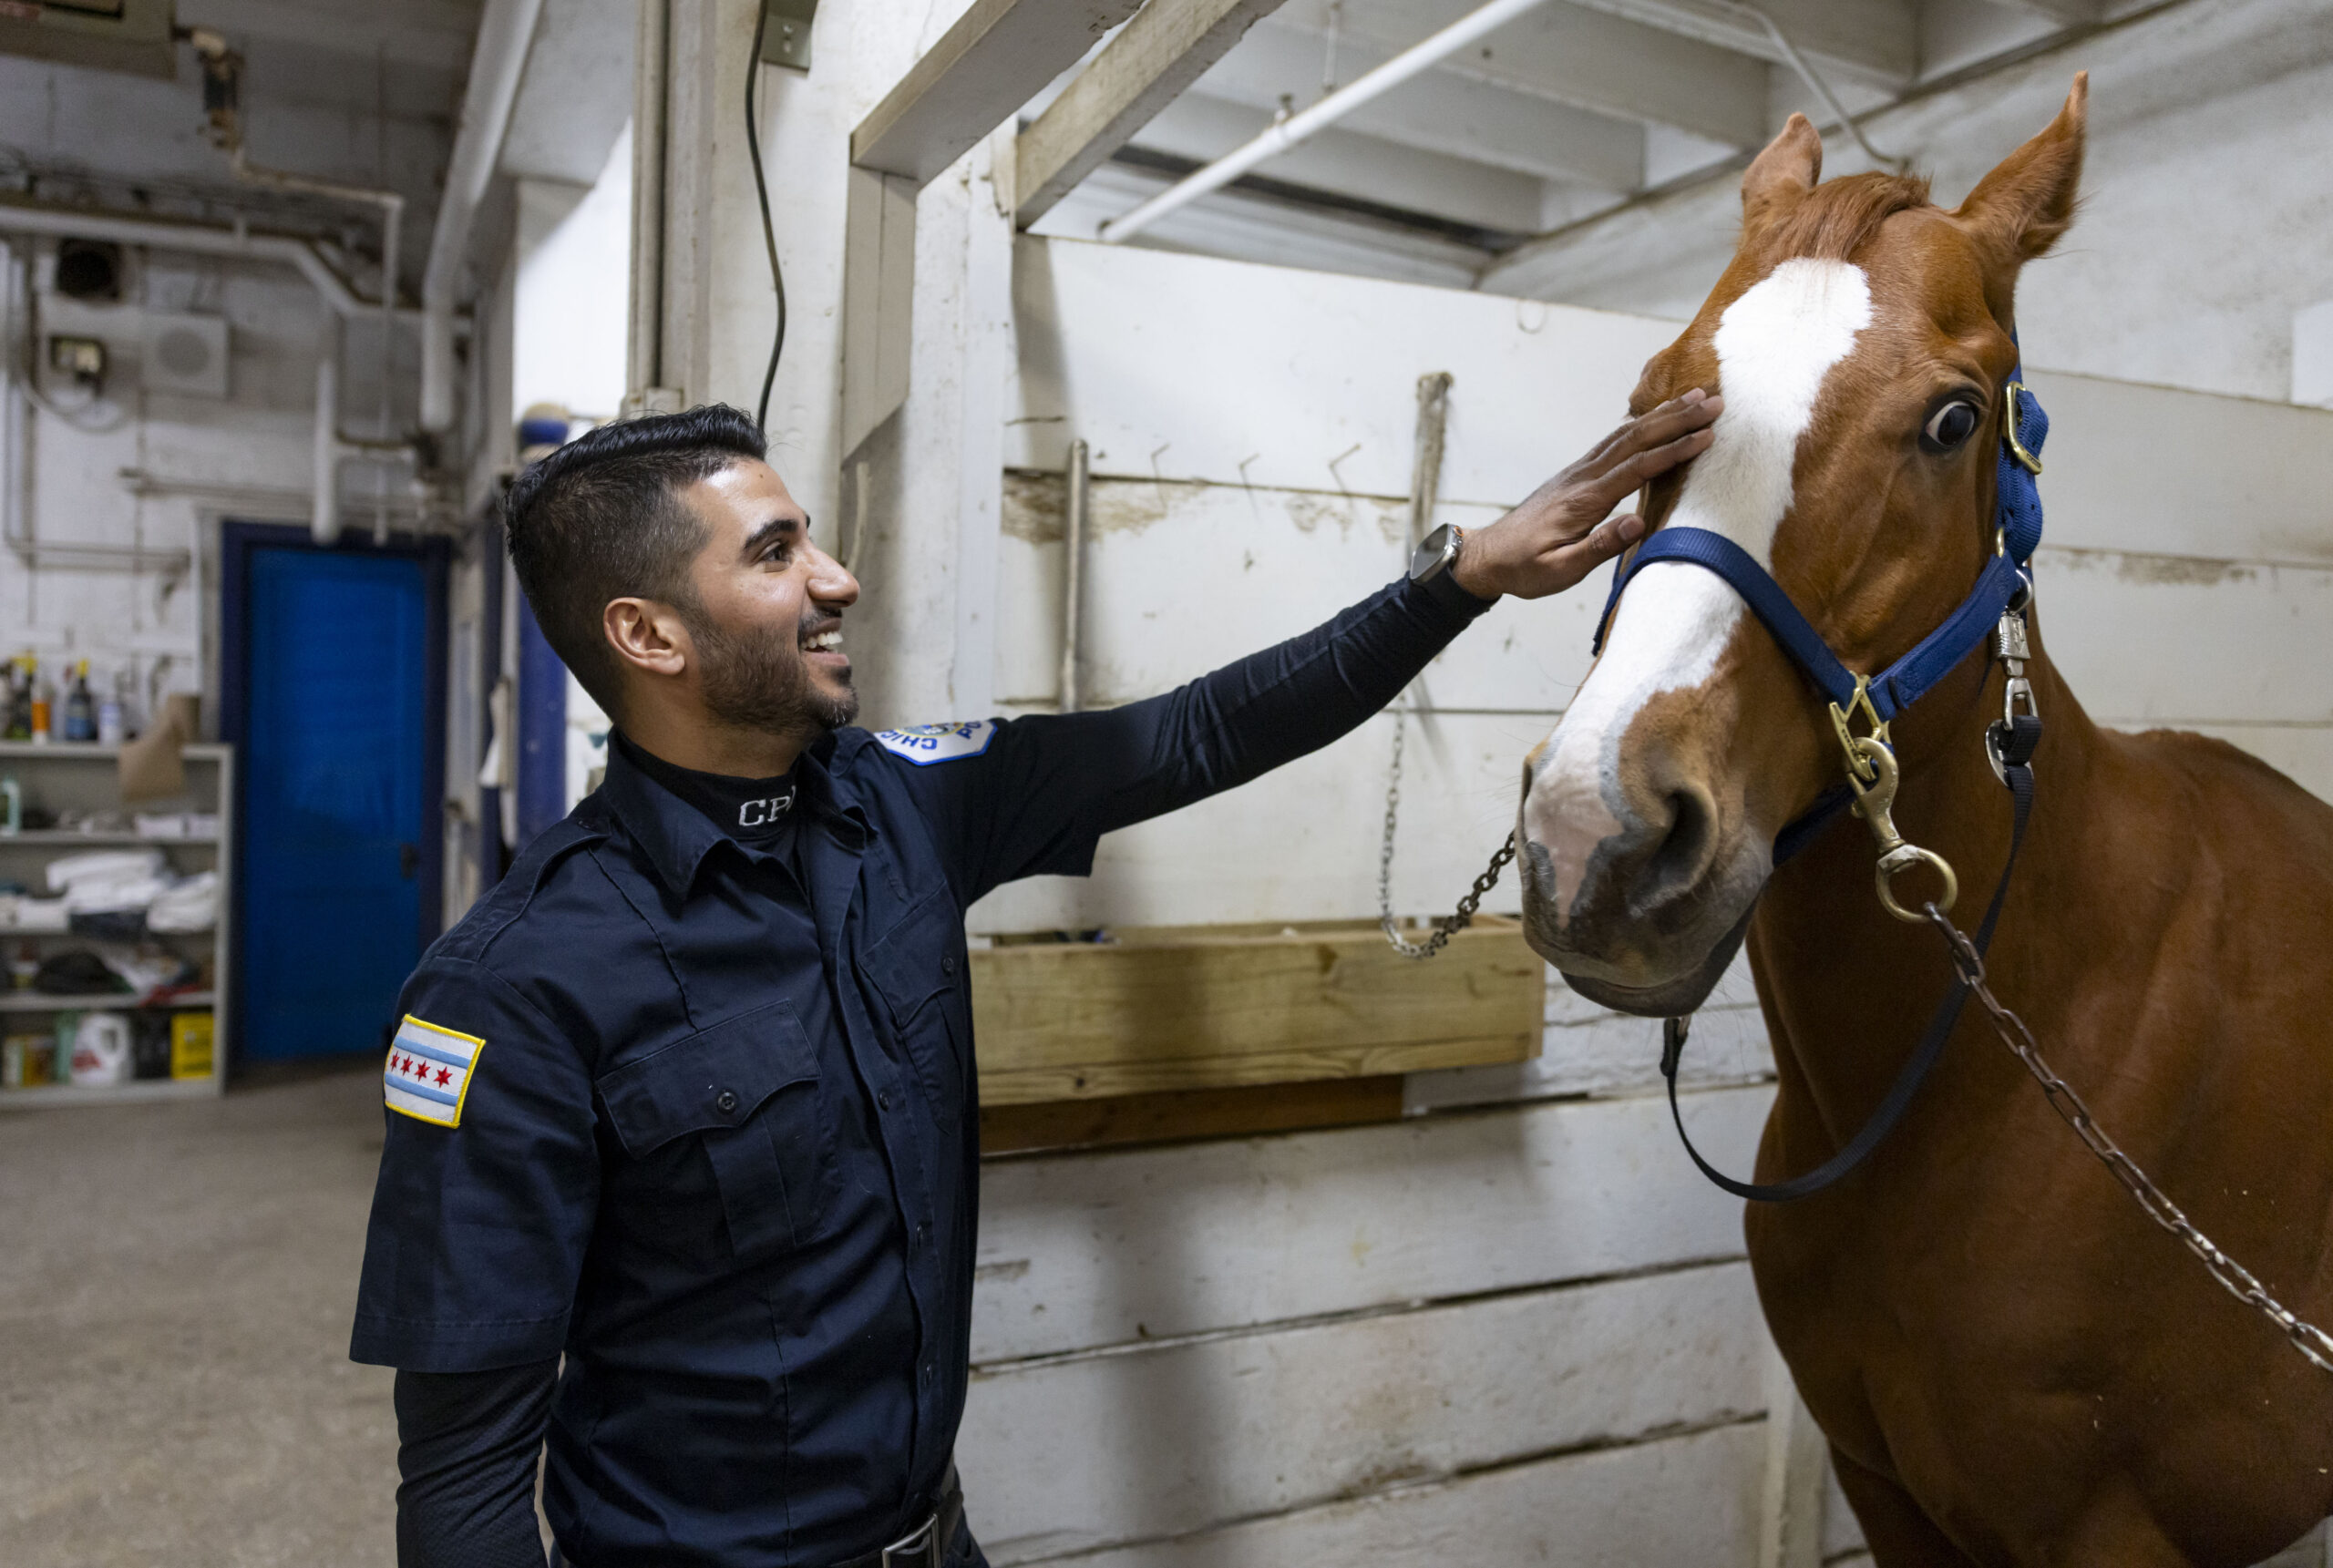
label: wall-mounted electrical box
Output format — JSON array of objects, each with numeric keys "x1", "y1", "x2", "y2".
[
  {"x1": 759, "y1": 0, "x2": 816, "y2": 72},
  {"x1": 0, "y1": 0, "x2": 177, "y2": 80}
]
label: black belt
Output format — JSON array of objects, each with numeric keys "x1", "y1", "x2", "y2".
[{"x1": 831, "y1": 1469, "x2": 963, "y2": 1568}]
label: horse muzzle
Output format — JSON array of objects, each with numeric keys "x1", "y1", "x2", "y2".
[{"x1": 1516, "y1": 742, "x2": 1771, "y2": 1018}]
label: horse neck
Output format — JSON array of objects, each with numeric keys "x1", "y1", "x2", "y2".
[{"x1": 1749, "y1": 629, "x2": 2112, "y2": 1122}]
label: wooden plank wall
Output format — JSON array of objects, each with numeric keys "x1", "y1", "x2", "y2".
[{"x1": 953, "y1": 238, "x2": 2333, "y2": 1564}]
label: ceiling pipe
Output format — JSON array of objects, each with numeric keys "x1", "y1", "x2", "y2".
[
  {"x1": 420, "y1": 0, "x2": 546, "y2": 434},
  {"x1": 1096, "y1": 0, "x2": 1556, "y2": 245},
  {"x1": 0, "y1": 199, "x2": 411, "y2": 323}
]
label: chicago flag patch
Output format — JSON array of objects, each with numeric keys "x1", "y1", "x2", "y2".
[
  {"x1": 874, "y1": 719, "x2": 997, "y2": 765},
  {"x1": 384, "y1": 1016, "x2": 484, "y2": 1128}
]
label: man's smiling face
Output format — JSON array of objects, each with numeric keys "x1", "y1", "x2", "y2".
[{"x1": 677, "y1": 458, "x2": 862, "y2": 742}]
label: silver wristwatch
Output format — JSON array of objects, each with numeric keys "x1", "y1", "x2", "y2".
[
  {"x1": 1409, "y1": 522, "x2": 1463, "y2": 585},
  {"x1": 1408, "y1": 522, "x2": 1490, "y2": 612}
]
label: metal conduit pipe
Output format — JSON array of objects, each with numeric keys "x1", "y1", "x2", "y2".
[
  {"x1": 1716, "y1": 0, "x2": 1908, "y2": 173},
  {"x1": 0, "y1": 200, "x2": 416, "y2": 323},
  {"x1": 2, "y1": 241, "x2": 29, "y2": 564},
  {"x1": 1059, "y1": 440, "x2": 1090, "y2": 714},
  {"x1": 420, "y1": 0, "x2": 545, "y2": 434},
  {"x1": 1097, "y1": 0, "x2": 1557, "y2": 244}
]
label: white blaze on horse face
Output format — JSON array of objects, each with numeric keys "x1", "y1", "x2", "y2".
[{"x1": 1526, "y1": 260, "x2": 1874, "y2": 923}]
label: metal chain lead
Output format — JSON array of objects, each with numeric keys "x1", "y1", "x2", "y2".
[
  {"x1": 1923, "y1": 904, "x2": 2333, "y2": 1376},
  {"x1": 1380, "y1": 709, "x2": 1517, "y2": 959}
]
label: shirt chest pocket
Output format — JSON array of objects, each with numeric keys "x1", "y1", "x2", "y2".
[
  {"x1": 596, "y1": 1000, "x2": 841, "y2": 1259},
  {"x1": 859, "y1": 889, "x2": 970, "y2": 1120}
]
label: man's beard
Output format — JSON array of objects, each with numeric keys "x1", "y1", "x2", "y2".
[{"x1": 689, "y1": 605, "x2": 858, "y2": 740}]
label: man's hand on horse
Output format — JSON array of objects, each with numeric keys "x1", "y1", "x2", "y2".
[{"x1": 1453, "y1": 389, "x2": 1721, "y2": 601}]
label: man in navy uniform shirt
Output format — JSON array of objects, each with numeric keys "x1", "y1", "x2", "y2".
[{"x1": 353, "y1": 393, "x2": 1718, "y2": 1568}]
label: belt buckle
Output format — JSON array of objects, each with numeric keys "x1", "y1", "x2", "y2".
[{"x1": 879, "y1": 1511, "x2": 940, "y2": 1568}]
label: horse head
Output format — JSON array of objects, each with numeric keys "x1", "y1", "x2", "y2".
[{"x1": 1517, "y1": 77, "x2": 2089, "y2": 1017}]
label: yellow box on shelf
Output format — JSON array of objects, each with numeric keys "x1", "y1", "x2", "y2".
[
  {"x1": 969, "y1": 917, "x2": 1544, "y2": 1106},
  {"x1": 170, "y1": 1011, "x2": 214, "y2": 1081}
]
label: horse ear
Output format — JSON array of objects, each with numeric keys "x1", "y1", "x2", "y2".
[
  {"x1": 1742, "y1": 114, "x2": 1822, "y2": 232},
  {"x1": 1956, "y1": 74, "x2": 2088, "y2": 263}
]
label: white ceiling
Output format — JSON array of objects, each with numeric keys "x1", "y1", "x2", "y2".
[{"x1": 1030, "y1": 0, "x2": 2121, "y2": 274}]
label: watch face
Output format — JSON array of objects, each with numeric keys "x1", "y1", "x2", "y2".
[{"x1": 1411, "y1": 523, "x2": 1454, "y2": 580}]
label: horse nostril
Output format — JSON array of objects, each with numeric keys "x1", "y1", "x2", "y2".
[{"x1": 1640, "y1": 787, "x2": 1716, "y2": 908}]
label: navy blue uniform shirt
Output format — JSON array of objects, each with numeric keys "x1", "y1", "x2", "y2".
[{"x1": 351, "y1": 575, "x2": 1488, "y2": 1566}]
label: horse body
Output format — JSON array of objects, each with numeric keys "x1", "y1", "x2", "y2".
[
  {"x1": 1515, "y1": 77, "x2": 2333, "y2": 1562},
  {"x1": 1752, "y1": 665, "x2": 2333, "y2": 1563}
]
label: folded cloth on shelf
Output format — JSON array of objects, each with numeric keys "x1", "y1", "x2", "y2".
[
  {"x1": 146, "y1": 871, "x2": 219, "y2": 933},
  {"x1": 46, "y1": 849, "x2": 167, "y2": 895},
  {"x1": 8, "y1": 897, "x2": 69, "y2": 932},
  {"x1": 63, "y1": 874, "x2": 175, "y2": 914}
]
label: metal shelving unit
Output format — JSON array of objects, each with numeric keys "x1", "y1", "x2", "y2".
[{"x1": 0, "y1": 740, "x2": 233, "y2": 1107}]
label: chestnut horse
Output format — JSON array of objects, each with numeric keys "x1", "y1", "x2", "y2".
[{"x1": 1516, "y1": 78, "x2": 2333, "y2": 1563}]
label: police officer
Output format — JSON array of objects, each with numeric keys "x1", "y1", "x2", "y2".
[{"x1": 353, "y1": 392, "x2": 1720, "y2": 1568}]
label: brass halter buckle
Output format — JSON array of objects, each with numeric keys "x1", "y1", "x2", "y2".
[
  {"x1": 2002, "y1": 381, "x2": 2044, "y2": 477},
  {"x1": 1828, "y1": 676, "x2": 1959, "y2": 924}
]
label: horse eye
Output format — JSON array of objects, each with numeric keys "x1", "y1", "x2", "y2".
[{"x1": 1921, "y1": 400, "x2": 1981, "y2": 453}]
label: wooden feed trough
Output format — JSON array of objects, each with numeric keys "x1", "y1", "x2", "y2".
[{"x1": 969, "y1": 917, "x2": 1544, "y2": 1107}]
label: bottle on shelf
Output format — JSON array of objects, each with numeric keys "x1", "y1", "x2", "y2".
[
  {"x1": 29, "y1": 657, "x2": 53, "y2": 743},
  {"x1": 63, "y1": 661, "x2": 95, "y2": 743},
  {"x1": 9, "y1": 939, "x2": 35, "y2": 990},
  {"x1": 3, "y1": 656, "x2": 28, "y2": 741},
  {"x1": 98, "y1": 668, "x2": 126, "y2": 746}
]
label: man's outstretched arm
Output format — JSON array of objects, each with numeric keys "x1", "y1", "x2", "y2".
[{"x1": 888, "y1": 392, "x2": 1720, "y2": 903}]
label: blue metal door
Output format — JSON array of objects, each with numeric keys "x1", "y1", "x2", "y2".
[{"x1": 240, "y1": 547, "x2": 431, "y2": 1061}]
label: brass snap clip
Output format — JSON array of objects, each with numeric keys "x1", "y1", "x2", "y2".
[
  {"x1": 1827, "y1": 675, "x2": 1890, "y2": 788},
  {"x1": 1841, "y1": 734, "x2": 1959, "y2": 924},
  {"x1": 2003, "y1": 381, "x2": 2043, "y2": 477}
]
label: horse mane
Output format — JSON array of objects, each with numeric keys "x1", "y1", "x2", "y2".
[{"x1": 1763, "y1": 171, "x2": 1934, "y2": 261}]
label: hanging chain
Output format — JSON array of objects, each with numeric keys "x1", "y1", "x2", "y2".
[
  {"x1": 1923, "y1": 905, "x2": 2333, "y2": 1375},
  {"x1": 1379, "y1": 708, "x2": 1517, "y2": 959}
]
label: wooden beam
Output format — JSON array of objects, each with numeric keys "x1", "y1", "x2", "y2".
[
  {"x1": 1560, "y1": 0, "x2": 1917, "y2": 91},
  {"x1": 1278, "y1": 3, "x2": 1771, "y2": 152},
  {"x1": 1987, "y1": 0, "x2": 2102, "y2": 25},
  {"x1": 1015, "y1": 0, "x2": 1290, "y2": 227},
  {"x1": 1130, "y1": 90, "x2": 1550, "y2": 233},
  {"x1": 980, "y1": 1075, "x2": 1405, "y2": 1155},
  {"x1": 839, "y1": 165, "x2": 919, "y2": 457},
  {"x1": 852, "y1": 0, "x2": 1146, "y2": 183},
  {"x1": 1196, "y1": 18, "x2": 1645, "y2": 190}
]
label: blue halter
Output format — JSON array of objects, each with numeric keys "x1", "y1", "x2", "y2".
[
  {"x1": 1598, "y1": 359, "x2": 2053, "y2": 1206},
  {"x1": 1589, "y1": 361, "x2": 2050, "y2": 862}
]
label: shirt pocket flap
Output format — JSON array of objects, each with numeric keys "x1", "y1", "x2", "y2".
[
  {"x1": 597, "y1": 1000, "x2": 818, "y2": 1157},
  {"x1": 861, "y1": 889, "x2": 958, "y2": 1028}
]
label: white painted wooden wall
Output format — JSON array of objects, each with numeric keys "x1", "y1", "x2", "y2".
[{"x1": 951, "y1": 238, "x2": 2333, "y2": 1565}]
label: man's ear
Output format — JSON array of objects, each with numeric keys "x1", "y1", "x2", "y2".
[
  {"x1": 604, "y1": 598, "x2": 694, "y2": 682},
  {"x1": 1742, "y1": 114, "x2": 1822, "y2": 236},
  {"x1": 1954, "y1": 73, "x2": 2087, "y2": 265}
]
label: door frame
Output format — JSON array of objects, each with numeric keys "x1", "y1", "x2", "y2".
[{"x1": 219, "y1": 521, "x2": 451, "y2": 1066}]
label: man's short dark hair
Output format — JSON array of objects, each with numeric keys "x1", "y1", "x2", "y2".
[{"x1": 504, "y1": 405, "x2": 766, "y2": 716}]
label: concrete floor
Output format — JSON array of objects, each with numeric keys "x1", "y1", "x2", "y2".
[{"x1": 0, "y1": 1067, "x2": 398, "y2": 1567}]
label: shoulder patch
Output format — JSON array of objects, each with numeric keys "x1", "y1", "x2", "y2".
[
  {"x1": 873, "y1": 720, "x2": 998, "y2": 765},
  {"x1": 385, "y1": 1015, "x2": 484, "y2": 1128}
]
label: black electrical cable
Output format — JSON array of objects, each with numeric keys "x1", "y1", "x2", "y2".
[{"x1": 744, "y1": 2, "x2": 786, "y2": 432}]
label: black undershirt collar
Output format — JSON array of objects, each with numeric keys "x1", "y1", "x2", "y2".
[{"x1": 613, "y1": 732, "x2": 797, "y2": 847}]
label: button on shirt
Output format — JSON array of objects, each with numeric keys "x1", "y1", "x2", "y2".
[{"x1": 351, "y1": 575, "x2": 1488, "y2": 1567}]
